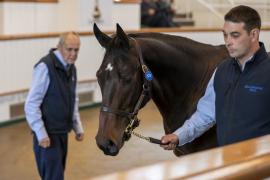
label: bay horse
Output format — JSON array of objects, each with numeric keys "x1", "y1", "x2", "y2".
[{"x1": 94, "y1": 23, "x2": 229, "y2": 156}]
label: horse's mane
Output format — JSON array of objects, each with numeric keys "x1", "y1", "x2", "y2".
[
  {"x1": 106, "y1": 32, "x2": 225, "y2": 62},
  {"x1": 128, "y1": 32, "x2": 224, "y2": 52}
]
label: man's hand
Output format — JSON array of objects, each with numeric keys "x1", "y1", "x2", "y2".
[
  {"x1": 75, "y1": 133, "x2": 84, "y2": 141},
  {"x1": 39, "y1": 137, "x2": 50, "y2": 148},
  {"x1": 160, "y1": 134, "x2": 179, "y2": 150}
]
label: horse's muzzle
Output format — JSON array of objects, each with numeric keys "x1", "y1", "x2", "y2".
[{"x1": 95, "y1": 136, "x2": 119, "y2": 156}]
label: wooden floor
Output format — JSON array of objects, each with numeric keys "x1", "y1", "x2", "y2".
[{"x1": 0, "y1": 101, "x2": 176, "y2": 180}]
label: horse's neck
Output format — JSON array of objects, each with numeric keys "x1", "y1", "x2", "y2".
[{"x1": 141, "y1": 38, "x2": 227, "y2": 133}]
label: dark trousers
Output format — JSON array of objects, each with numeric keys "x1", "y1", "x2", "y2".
[{"x1": 33, "y1": 133, "x2": 68, "y2": 180}]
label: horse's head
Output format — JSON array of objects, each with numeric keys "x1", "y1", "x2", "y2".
[{"x1": 93, "y1": 24, "x2": 152, "y2": 155}]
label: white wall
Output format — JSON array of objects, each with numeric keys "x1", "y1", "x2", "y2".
[
  {"x1": 1, "y1": 0, "x2": 81, "y2": 34},
  {"x1": 80, "y1": 0, "x2": 114, "y2": 31},
  {"x1": 56, "y1": 0, "x2": 80, "y2": 32},
  {"x1": 0, "y1": 4, "x2": 3, "y2": 34},
  {"x1": 0, "y1": 0, "x2": 140, "y2": 35},
  {"x1": 3, "y1": 2, "x2": 55, "y2": 34},
  {"x1": 79, "y1": 0, "x2": 140, "y2": 31},
  {"x1": 111, "y1": 3, "x2": 140, "y2": 30}
]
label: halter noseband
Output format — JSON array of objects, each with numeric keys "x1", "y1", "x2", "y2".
[{"x1": 100, "y1": 37, "x2": 153, "y2": 141}]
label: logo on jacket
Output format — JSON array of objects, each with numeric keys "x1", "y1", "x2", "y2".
[{"x1": 244, "y1": 85, "x2": 263, "y2": 93}]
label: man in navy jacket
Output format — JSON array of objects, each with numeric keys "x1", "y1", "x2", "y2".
[
  {"x1": 161, "y1": 5, "x2": 270, "y2": 150},
  {"x1": 25, "y1": 32, "x2": 84, "y2": 180}
]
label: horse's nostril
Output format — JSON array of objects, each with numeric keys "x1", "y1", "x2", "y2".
[
  {"x1": 106, "y1": 140, "x2": 118, "y2": 156},
  {"x1": 96, "y1": 138, "x2": 119, "y2": 156},
  {"x1": 108, "y1": 139, "x2": 114, "y2": 146}
]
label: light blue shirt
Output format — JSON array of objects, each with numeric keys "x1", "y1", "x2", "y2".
[
  {"x1": 173, "y1": 71, "x2": 216, "y2": 145},
  {"x1": 24, "y1": 50, "x2": 84, "y2": 142}
]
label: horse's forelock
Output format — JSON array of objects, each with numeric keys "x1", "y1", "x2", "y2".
[
  {"x1": 108, "y1": 33, "x2": 165, "y2": 50},
  {"x1": 105, "y1": 36, "x2": 128, "y2": 51}
]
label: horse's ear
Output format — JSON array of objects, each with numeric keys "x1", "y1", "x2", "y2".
[
  {"x1": 93, "y1": 23, "x2": 111, "y2": 48},
  {"x1": 116, "y1": 23, "x2": 130, "y2": 49}
]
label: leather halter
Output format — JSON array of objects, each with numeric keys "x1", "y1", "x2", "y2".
[{"x1": 100, "y1": 37, "x2": 153, "y2": 141}]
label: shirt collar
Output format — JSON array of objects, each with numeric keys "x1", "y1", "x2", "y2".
[
  {"x1": 235, "y1": 55, "x2": 254, "y2": 71},
  {"x1": 53, "y1": 50, "x2": 68, "y2": 68}
]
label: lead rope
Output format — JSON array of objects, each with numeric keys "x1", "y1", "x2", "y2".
[
  {"x1": 132, "y1": 131, "x2": 186, "y2": 155},
  {"x1": 132, "y1": 131, "x2": 167, "y2": 145}
]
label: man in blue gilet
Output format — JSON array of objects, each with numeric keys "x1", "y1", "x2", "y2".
[
  {"x1": 25, "y1": 32, "x2": 84, "y2": 180},
  {"x1": 161, "y1": 5, "x2": 270, "y2": 150}
]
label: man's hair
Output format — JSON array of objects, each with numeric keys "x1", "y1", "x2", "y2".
[
  {"x1": 58, "y1": 31, "x2": 80, "y2": 47},
  {"x1": 224, "y1": 5, "x2": 261, "y2": 32}
]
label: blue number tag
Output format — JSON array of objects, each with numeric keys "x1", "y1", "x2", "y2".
[{"x1": 145, "y1": 71, "x2": 153, "y2": 81}]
